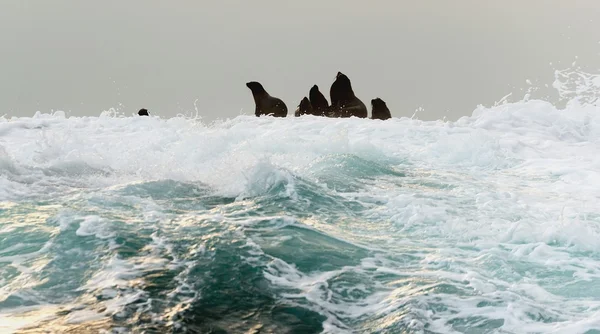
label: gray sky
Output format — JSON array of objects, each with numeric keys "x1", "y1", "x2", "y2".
[{"x1": 1, "y1": 1, "x2": 599, "y2": 121}]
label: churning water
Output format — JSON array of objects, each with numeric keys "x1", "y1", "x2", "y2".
[{"x1": 1, "y1": 69, "x2": 600, "y2": 333}]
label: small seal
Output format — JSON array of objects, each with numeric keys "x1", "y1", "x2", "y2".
[
  {"x1": 329, "y1": 72, "x2": 367, "y2": 118},
  {"x1": 295, "y1": 97, "x2": 314, "y2": 117},
  {"x1": 371, "y1": 98, "x2": 392, "y2": 120},
  {"x1": 309, "y1": 85, "x2": 329, "y2": 116},
  {"x1": 246, "y1": 81, "x2": 288, "y2": 117},
  {"x1": 138, "y1": 108, "x2": 149, "y2": 116}
]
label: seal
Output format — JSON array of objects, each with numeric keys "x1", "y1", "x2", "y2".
[
  {"x1": 371, "y1": 98, "x2": 392, "y2": 120},
  {"x1": 309, "y1": 85, "x2": 329, "y2": 116},
  {"x1": 246, "y1": 81, "x2": 288, "y2": 117},
  {"x1": 295, "y1": 97, "x2": 313, "y2": 117},
  {"x1": 138, "y1": 108, "x2": 149, "y2": 116},
  {"x1": 329, "y1": 72, "x2": 367, "y2": 118}
]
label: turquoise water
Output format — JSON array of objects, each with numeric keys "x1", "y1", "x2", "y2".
[{"x1": 1, "y1": 98, "x2": 600, "y2": 333}]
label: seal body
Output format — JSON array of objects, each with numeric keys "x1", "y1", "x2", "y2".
[
  {"x1": 246, "y1": 81, "x2": 288, "y2": 117},
  {"x1": 371, "y1": 98, "x2": 392, "y2": 120},
  {"x1": 309, "y1": 85, "x2": 329, "y2": 116},
  {"x1": 138, "y1": 108, "x2": 149, "y2": 116},
  {"x1": 329, "y1": 72, "x2": 367, "y2": 118},
  {"x1": 295, "y1": 97, "x2": 313, "y2": 117}
]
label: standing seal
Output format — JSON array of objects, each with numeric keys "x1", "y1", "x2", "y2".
[
  {"x1": 138, "y1": 108, "x2": 149, "y2": 116},
  {"x1": 295, "y1": 97, "x2": 314, "y2": 117},
  {"x1": 309, "y1": 85, "x2": 329, "y2": 116},
  {"x1": 371, "y1": 98, "x2": 392, "y2": 120},
  {"x1": 329, "y1": 72, "x2": 367, "y2": 118},
  {"x1": 246, "y1": 81, "x2": 288, "y2": 117}
]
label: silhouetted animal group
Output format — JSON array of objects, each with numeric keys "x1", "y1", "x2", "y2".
[
  {"x1": 137, "y1": 72, "x2": 391, "y2": 120},
  {"x1": 247, "y1": 72, "x2": 391, "y2": 120}
]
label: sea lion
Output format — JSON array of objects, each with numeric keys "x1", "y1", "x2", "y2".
[
  {"x1": 371, "y1": 98, "x2": 392, "y2": 120},
  {"x1": 295, "y1": 97, "x2": 313, "y2": 117},
  {"x1": 138, "y1": 108, "x2": 149, "y2": 116},
  {"x1": 246, "y1": 81, "x2": 288, "y2": 117},
  {"x1": 329, "y1": 72, "x2": 367, "y2": 118},
  {"x1": 309, "y1": 85, "x2": 329, "y2": 116}
]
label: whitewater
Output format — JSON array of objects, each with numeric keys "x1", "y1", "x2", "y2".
[{"x1": 2, "y1": 75, "x2": 600, "y2": 333}]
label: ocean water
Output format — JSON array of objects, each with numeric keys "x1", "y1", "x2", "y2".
[{"x1": 2, "y1": 72, "x2": 600, "y2": 333}]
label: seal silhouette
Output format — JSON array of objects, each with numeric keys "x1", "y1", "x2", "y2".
[
  {"x1": 246, "y1": 81, "x2": 288, "y2": 117},
  {"x1": 295, "y1": 97, "x2": 313, "y2": 117},
  {"x1": 371, "y1": 98, "x2": 392, "y2": 120},
  {"x1": 309, "y1": 85, "x2": 329, "y2": 116},
  {"x1": 329, "y1": 72, "x2": 367, "y2": 118},
  {"x1": 138, "y1": 108, "x2": 149, "y2": 116}
]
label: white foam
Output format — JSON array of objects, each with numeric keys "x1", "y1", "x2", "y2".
[{"x1": 75, "y1": 216, "x2": 115, "y2": 240}]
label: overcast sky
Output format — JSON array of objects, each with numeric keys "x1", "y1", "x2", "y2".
[{"x1": 1, "y1": 1, "x2": 599, "y2": 121}]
